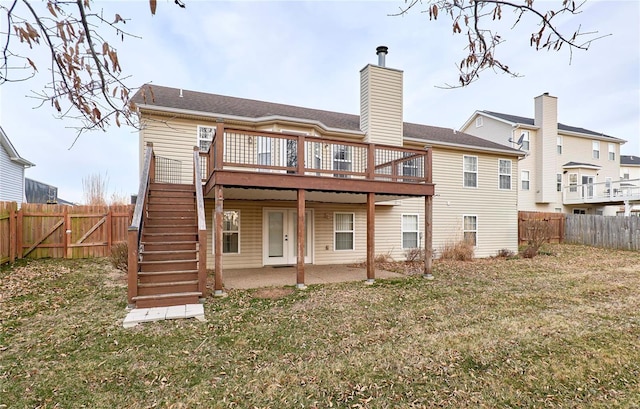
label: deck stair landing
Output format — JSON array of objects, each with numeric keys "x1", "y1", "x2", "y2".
[{"x1": 133, "y1": 183, "x2": 202, "y2": 308}]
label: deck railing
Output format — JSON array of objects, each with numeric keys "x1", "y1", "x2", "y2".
[
  {"x1": 199, "y1": 125, "x2": 431, "y2": 184},
  {"x1": 127, "y1": 142, "x2": 154, "y2": 306},
  {"x1": 563, "y1": 178, "x2": 640, "y2": 204}
]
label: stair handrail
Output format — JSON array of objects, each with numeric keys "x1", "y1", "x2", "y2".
[
  {"x1": 193, "y1": 147, "x2": 208, "y2": 298},
  {"x1": 127, "y1": 142, "x2": 154, "y2": 306}
]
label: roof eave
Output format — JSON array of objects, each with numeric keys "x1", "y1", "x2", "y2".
[
  {"x1": 136, "y1": 104, "x2": 365, "y2": 137},
  {"x1": 404, "y1": 136, "x2": 525, "y2": 157},
  {"x1": 558, "y1": 128, "x2": 626, "y2": 143}
]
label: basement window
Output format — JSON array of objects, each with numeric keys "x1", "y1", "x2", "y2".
[
  {"x1": 463, "y1": 215, "x2": 477, "y2": 246},
  {"x1": 222, "y1": 210, "x2": 240, "y2": 254},
  {"x1": 402, "y1": 214, "x2": 419, "y2": 249},
  {"x1": 334, "y1": 213, "x2": 355, "y2": 250}
]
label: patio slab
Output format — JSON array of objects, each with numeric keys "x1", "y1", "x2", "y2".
[{"x1": 123, "y1": 304, "x2": 206, "y2": 328}]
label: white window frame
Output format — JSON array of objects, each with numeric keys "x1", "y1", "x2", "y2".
[
  {"x1": 463, "y1": 155, "x2": 478, "y2": 188},
  {"x1": 334, "y1": 212, "x2": 355, "y2": 251},
  {"x1": 401, "y1": 214, "x2": 420, "y2": 249},
  {"x1": 463, "y1": 215, "x2": 478, "y2": 247},
  {"x1": 498, "y1": 159, "x2": 512, "y2": 190},
  {"x1": 557, "y1": 136, "x2": 563, "y2": 154},
  {"x1": 623, "y1": 168, "x2": 630, "y2": 180},
  {"x1": 556, "y1": 173, "x2": 562, "y2": 192},
  {"x1": 608, "y1": 143, "x2": 615, "y2": 161},
  {"x1": 521, "y1": 170, "x2": 530, "y2": 191},
  {"x1": 475, "y1": 116, "x2": 483, "y2": 127},
  {"x1": 333, "y1": 145, "x2": 352, "y2": 178},
  {"x1": 520, "y1": 130, "x2": 530, "y2": 151},
  {"x1": 197, "y1": 125, "x2": 215, "y2": 152},
  {"x1": 592, "y1": 141, "x2": 600, "y2": 159},
  {"x1": 214, "y1": 210, "x2": 240, "y2": 254},
  {"x1": 256, "y1": 136, "x2": 272, "y2": 166},
  {"x1": 569, "y1": 173, "x2": 578, "y2": 193}
]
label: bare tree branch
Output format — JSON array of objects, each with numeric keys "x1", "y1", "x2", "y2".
[{"x1": 393, "y1": 0, "x2": 608, "y2": 87}]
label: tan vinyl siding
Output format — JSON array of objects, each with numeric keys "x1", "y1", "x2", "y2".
[
  {"x1": 534, "y1": 94, "x2": 558, "y2": 203},
  {"x1": 461, "y1": 115, "x2": 513, "y2": 147},
  {"x1": 360, "y1": 64, "x2": 403, "y2": 146},
  {"x1": 431, "y1": 147, "x2": 519, "y2": 257},
  {"x1": 140, "y1": 115, "x2": 205, "y2": 184},
  {"x1": 205, "y1": 200, "x2": 372, "y2": 268}
]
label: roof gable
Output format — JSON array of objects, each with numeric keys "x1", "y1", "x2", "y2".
[
  {"x1": 481, "y1": 110, "x2": 621, "y2": 140},
  {"x1": 0, "y1": 126, "x2": 34, "y2": 167},
  {"x1": 133, "y1": 85, "x2": 522, "y2": 156}
]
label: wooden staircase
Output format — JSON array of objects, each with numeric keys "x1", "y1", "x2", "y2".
[{"x1": 132, "y1": 183, "x2": 203, "y2": 308}]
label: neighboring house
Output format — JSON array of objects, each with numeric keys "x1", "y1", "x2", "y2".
[
  {"x1": 24, "y1": 178, "x2": 74, "y2": 205},
  {"x1": 460, "y1": 93, "x2": 635, "y2": 215},
  {"x1": 0, "y1": 126, "x2": 34, "y2": 205},
  {"x1": 128, "y1": 47, "x2": 522, "y2": 307},
  {"x1": 619, "y1": 155, "x2": 640, "y2": 216}
]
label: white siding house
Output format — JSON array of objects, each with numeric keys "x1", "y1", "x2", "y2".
[{"x1": 0, "y1": 127, "x2": 34, "y2": 205}]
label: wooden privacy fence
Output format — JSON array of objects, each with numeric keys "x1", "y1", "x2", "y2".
[
  {"x1": 0, "y1": 202, "x2": 133, "y2": 264},
  {"x1": 565, "y1": 214, "x2": 640, "y2": 251},
  {"x1": 518, "y1": 211, "x2": 565, "y2": 245}
]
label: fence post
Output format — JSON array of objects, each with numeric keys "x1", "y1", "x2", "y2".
[
  {"x1": 106, "y1": 207, "x2": 113, "y2": 255},
  {"x1": 9, "y1": 202, "x2": 17, "y2": 263},
  {"x1": 16, "y1": 206, "x2": 23, "y2": 259},
  {"x1": 64, "y1": 206, "x2": 72, "y2": 259}
]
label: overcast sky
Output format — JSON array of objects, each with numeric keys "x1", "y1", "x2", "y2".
[{"x1": 1, "y1": 0, "x2": 638, "y2": 204}]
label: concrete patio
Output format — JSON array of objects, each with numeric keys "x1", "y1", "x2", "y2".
[{"x1": 221, "y1": 263, "x2": 406, "y2": 290}]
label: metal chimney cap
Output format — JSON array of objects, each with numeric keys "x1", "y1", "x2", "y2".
[{"x1": 376, "y1": 46, "x2": 388, "y2": 67}]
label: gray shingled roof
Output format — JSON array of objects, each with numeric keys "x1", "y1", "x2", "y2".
[
  {"x1": 482, "y1": 110, "x2": 617, "y2": 139},
  {"x1": 621, "y1": 155, "x2": 640, "y2": 166},
  {"x1": 563, "y1": 161, "x2": 600, "y2": 168},
  {"x1": 133, "y1": 85, "x2": 522, "y2": 155}
]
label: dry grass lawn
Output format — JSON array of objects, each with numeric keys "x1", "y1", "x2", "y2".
[{"x1": 1, "y1": 244, "x2": 639, "y2": 408}]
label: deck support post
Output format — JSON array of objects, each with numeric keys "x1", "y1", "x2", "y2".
[
  {"x1": 214, "y1": 185, "x2": 226, "y2": 296},
  {"x1": 423, "y1": 194, "x2": 434, "y2": 279},
  {"x1": 366, "y1": 192, "x2": 375, "y2": 284},
  {"x1": 296, "y1": 189, "x2": 306, "y2": 289}
]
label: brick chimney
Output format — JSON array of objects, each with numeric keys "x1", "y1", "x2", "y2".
[
  {"x1": 534, "y1": 92, "x2": 558, "y2": 203},
  {"x1": 360, "y1": 46, "x2": 403, "y2": 146}
]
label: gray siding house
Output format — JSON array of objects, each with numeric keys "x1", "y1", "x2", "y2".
[{"x1": 0, "y1": 127, "x2": 34, "y2": 205}]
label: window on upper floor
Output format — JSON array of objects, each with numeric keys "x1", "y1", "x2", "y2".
[
  {"x1": 521, "y1": 170, "x2": 530, "y2": 191},
  {"x1": 569, "y1": 173, "x2": 578, "y2": 192},
  {"x1": 592, "y1": 141, "x2": 600, "y2": 159},
  {"x1": 608, "y1": 143, "x2": 615, "y2": 161},
  {"x1": 557, "y1": 173, "x2": 562, "y2": 192},
  {"x1": 520, "y1": 131, "x2": 530, "y2": 151},
  {"x1": 463, "y1": 155, "x2": 478, "y2": 188},
  {"x1": 475, "y1": 117, "x2": 483, "y2": 127},
  {"x1": 197, "y1": 125, "x2": 214, "y2": 152},
  {"x1": 402, "y1": 214, "x2": 419, "y2": 249},
  {"x1": 557, "y1": 136, "x2": 563, "y2": 154},
  {"x1": 498, "y1": 159, "x2": 512, "y2": 190},
  {"x1": 463, "y1": 215, "x2": 477, "y2": 246},
  {"x1": 333, "y1": 145, "x2": 352, "y2": 178},
  {"x1": 623, "y1": 168, "x2": 630, "y2": 180}
]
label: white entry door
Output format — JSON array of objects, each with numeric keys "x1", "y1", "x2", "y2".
[{"x1": 264, "y1": 209, "x2": 312, "y2": 265}]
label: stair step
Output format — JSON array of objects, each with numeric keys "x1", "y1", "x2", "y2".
[
  {"x1": 141, "y1": 249, "x2": 198, "y2": 261},
  {"x1": 146, "y1": 204, "x2": 195, "y2": 212},
  {"x1": 140, "y1": 259, "x2": 197, "y2": 273},
  {"x1": 143, "y1": 225, "x2": 198, "y2": 234},
  {"x1": 142, "y1": 233, "x2": 198, "y2": 242},
  {"x1": 138, "y1": 269, "x2": 199, "y2": 276},
  {"x1": 138, "y1": 270, "x2": 199, "y2": 284},
  {"x1": 150, "y1": 183, "x2": 195, "y2": 191},
  {"x1": 141, "y1": 241, "x2": 198, "y2": 252},
  {"x1": 137, "y1": 280, "x2": 199, "y2": 296},
  {"x1": 133, "y1": 292, "x2": 201, "y2": 308}
]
